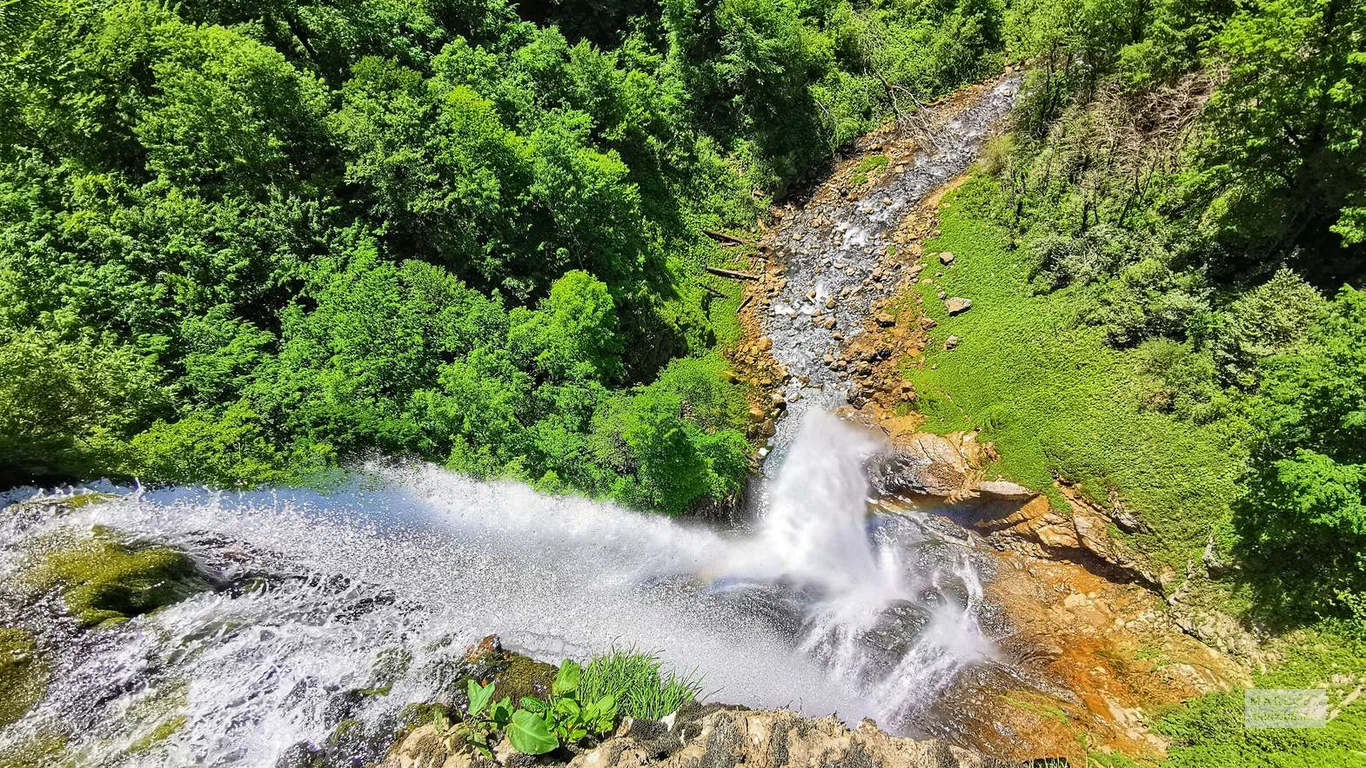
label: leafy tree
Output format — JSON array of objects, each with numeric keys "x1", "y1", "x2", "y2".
[
  {"x1": 0, "y1": 0, "x2": 1007, "y2": 512},
  {"x1": 1210, "y1": 267, "x2": 1327, "y2": 386},
  {"x1": 0, "y1": 327, "x2": 168, "y2": 485},
  {"x1": 510, "y1": 270, "x2": 624, "y2": 383},
  {"x1": 1236, "y1": 287, "x2": 1366, "y2": 621},
  {"x1": 1185, "y1": 0, "x2": 1366, "y2": 276},
  {"x1": 592, "y1": 358, "x2": 747, "y2": 514}
]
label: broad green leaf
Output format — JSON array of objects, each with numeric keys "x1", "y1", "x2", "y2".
[
  {"x1": 591, "y1": 695, "x2": 617, "y2": 732},
  {"x1": 467, "y1": 679, "x2": 495, "y2": 717},
  {"x1": 507, "y1": 710, "x2": 558, "y2": 755},
  {"x1": 491, "y1": 697, "x2": 514, "y2": 726},
  {"x1": 553, "y1": 660, "x2": 581, "y2": 696},
  {"x1": 554, "y1": 696, "x2": 581, "y2": 720}
]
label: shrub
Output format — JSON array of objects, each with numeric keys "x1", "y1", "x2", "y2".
[
  {"x1": 1210, "y1": 267, "x2": 1326, "y2": 388},
  {"x1": 1235, "y1": 287, "x2": 1366, "y2": 621},
  {"x1": 1094, "y1": 257, "x2": 1211, "y2": 347}
]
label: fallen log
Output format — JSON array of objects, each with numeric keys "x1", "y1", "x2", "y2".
[
  {"x1": 703, "y1": 229, "x2": 747, "y2": 246},
  {"x1": 705, "y1": 266, "x2": 760, "y2": 281}
]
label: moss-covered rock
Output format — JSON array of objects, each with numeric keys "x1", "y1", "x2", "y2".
[
  {"x1": 0, "y1": 628, "x2": 49, "y2": 727},
  {"x1": 24, "y1": 532, "x2": 209, "y2": 627},
  {"x1": 0, "y1": 732, "x2": 71, "y2": 768},
  {"x1": 491, "y1": 653, "x2": 557, "y2": 704}
]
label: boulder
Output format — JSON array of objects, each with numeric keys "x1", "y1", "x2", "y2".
[
  {"x1": 0, "y1": 628, "x2": 47, "y2": 728},
  {"x1": 938, "y1": 251, "x2": 956, "y2": 266},
  {"x1": 975, "y1": 479, "x2": 1036, "y2": 501},
  {"x1": 867, "y1": 433, "x2": 972, "y2": 498},
  {"x1": 875, "y1": 312, "x2": 896, "y2": 327},
  {"x1": 944, "y1": 335, "x2": 960, "y2": 350},
  {"x1": 945, "y1": 297, "x2": 973, "y2": 315}
]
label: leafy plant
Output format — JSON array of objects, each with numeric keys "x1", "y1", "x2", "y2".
[
  {"x1": 435, "y1": 679, "x2": 515, "y2": 758},
  {"x1": 441, "y1": 660, "x2": 623, "y2": 759},
  {"x1": 518, "y1": 660, "x2": 619, "y2": 748},
  {"x1": 506, "y1": 709, "x2": 558, "y2": 755}
]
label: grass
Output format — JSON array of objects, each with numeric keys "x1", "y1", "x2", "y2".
[
  {"x1": 849, "y1": 154, "x2": 890, "y2": 187},
  {"x1": 577, "y1": 649, "x2": 703, "y2": 720},
  {"x1": 854, "y1": 154, "x2": 890, "y2": 175},
  {"x1": 1156, "y1": 628, "x2": 1366, "y2": 767},
  {"x1": 902, "y1": 176, "x2": 1251, "y2": 573}
]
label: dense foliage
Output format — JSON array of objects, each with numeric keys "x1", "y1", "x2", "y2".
[
  {"x1": 0, "y1": 0, "x2": 1005, "y2": 511},
  {"x1": 978, "y1": 0, "x2": 1365, "y2": 621},
  {"x1": 1238, "y1": 288, "x2": 1366, "y2": 620}
]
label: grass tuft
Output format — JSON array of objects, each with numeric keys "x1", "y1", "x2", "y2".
[{"x1": 577, "y1": 649, "x2": 703, "y2": 720}]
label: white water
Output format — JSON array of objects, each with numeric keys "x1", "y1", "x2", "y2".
[{"x1": 0, "y1": 412, "x2": 998, "y2": 767}]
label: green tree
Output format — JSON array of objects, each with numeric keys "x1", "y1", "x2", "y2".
[
  {"x1": 1186, "y1": 0, "x2": 1366, "y2": 274},
  {"x1": 0, "y1": 327, "x2": 168, "y2": 485},
  {"x1": 510, "y1": 270, "x2": 624, "y2": 383},
  {"x1": 1236, "y1": 287, "x2": 1366, "y2": 620}
]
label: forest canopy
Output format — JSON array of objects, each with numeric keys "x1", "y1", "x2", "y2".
[{"x1": 0, "y1": 0, "x2": 1004, "y2": 512}]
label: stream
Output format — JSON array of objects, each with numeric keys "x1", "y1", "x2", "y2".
[{"x1": 0, "y1": 80, "x2": 1029, "y2": 767}]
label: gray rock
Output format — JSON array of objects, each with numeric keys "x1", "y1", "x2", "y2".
[
  {"x1": 945, "y1": 297, "x2": 973, "y2": 315},
  {"x1": 975, "y1": 479, "x2": 1036, "y2": 500},
  {"x1": 867, "y1": 434, "x2": 971, "y2": 498}
]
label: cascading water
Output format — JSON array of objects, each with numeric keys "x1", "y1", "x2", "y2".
[{"x1": 0, "y1": 412, "x2": 1005, "y2": 767}]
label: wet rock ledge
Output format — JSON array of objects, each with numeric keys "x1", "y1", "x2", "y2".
[
  {"x1": 377, "y1": 636, "x2": 1014, "y2": 768},
  {"x1": 383, "y1": 702, "x2": 1002, "y2": 768}
]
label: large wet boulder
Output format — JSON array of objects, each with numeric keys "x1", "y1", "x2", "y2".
[{"x1": 867, "y1": 432, "x2": 977, "y2": 498}]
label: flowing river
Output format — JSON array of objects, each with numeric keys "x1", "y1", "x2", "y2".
[{"x1": 0, "y1": 413, "x2": 1017, "y2": 767}]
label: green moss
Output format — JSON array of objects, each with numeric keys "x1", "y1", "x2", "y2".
[
  {"x1": 397, "y1": 702, "x2": 449, "y2": 731},
  {"x1": 0, "y1": 733, "x2": 71, "y2": 768},
  {"x1": 853, "y1": 154, "x2": 890, "y2": 175},
  {"x1": 325, "y1": 717, "x2": 362, "y2": 749},
  {"x1": 491, "y1": 654, "x2": 557, "y2": 703},
  {"x1": 902, "y1": 176, "x2": 1252, "y2": 572},
  {"x1": 0, "y1": 628, "x2": 49, "y2": 727},
  {"x1": 125, "y1": 715, "x2": 186, "y2": 755},
  {"x1": 25, "y1": 533, "x2": 208, "y2": 627},
  {"x1": 58, "y1": 492, "x2": 116, "y2": 510}
]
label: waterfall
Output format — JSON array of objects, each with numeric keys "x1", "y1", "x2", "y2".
[{"x1": 0, "y1": 412, "x2": 1000, "y2": 767}]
